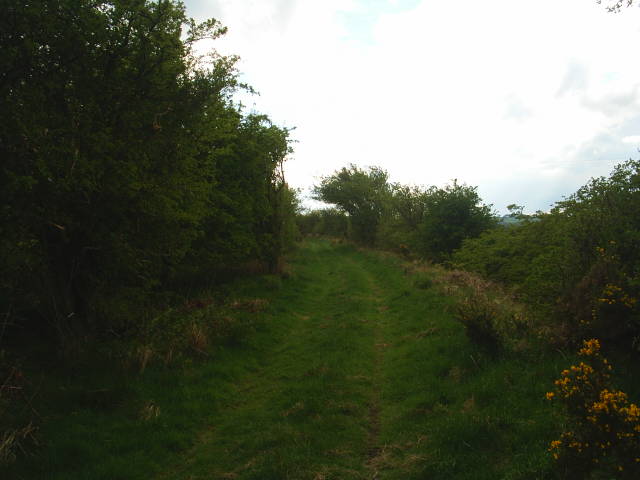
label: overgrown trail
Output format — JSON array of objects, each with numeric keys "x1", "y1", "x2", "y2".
[
  {"x1": 10, "y1": 239, "x2": 559, "y2": 480},
  {"x1": 157, "y1": 240, "x2": 455, "y2": 479}
]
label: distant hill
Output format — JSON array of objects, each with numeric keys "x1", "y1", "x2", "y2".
[{"x1": 498, "y1": 215, "x2": 522, "y2": 226}]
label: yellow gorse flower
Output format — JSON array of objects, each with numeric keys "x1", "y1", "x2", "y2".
[
  {"x1": 579, "y1": 338, "x2": 600, "y2": 356},
  {"x1": 547, "y1": 338, "x2": 640, "y2": 474}
]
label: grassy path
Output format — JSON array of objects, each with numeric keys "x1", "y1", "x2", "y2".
[
  {"x1": 8, "y1": 239, "x2": 559, "y2": 479},
  {"x1": 160, "y1": 241, "x2": 398, "y2": 479},
  {"x1": 155, "y1": 240, "x2": 556, "y2": 479}
]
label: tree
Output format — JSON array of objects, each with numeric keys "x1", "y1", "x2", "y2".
[
  {"x1": 597, "y1": 0, "x2": 634, "y2": 12},
  {"x1": 376, "y1": 184, "x2": 430, "y2": 253},
  {"x1": 0, "y1": 0, "x2": 297, "y2": 341},
  {"x1": 1, "y1": 0, "x2": 219, "y2": 334},
  {"x1": 506, "y1": 204, "x2": 525, "y2": 219},
  {"x1": 313, "y1": 165, "x2": 390, "y2": 245},
  {"x1": 297, "y1": 208, "x2": 350, "y2": 238},
  {"x1": 418, "y1": 180, "x2": 496, "y2": 261}
]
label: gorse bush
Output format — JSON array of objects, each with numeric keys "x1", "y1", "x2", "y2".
[
  {"x1": 567, "y1": 241, "x2": 640, "y2": 347},
  {"x1": 547, "y1": 339, "x2": 640, "y2": 479}
]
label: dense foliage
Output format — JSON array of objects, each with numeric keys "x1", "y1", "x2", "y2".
[
  {"x1": 2, "y1": 1, "x2": 640, "y2": 477},
  {"x1": 453, "y1": 160, "x2": 640, "y2": 349},
  {"x1": 296, "y1": 208, "x2": 350, "y2": 239},
  {"x1": 312, "y1": 165, "x2": 390, "y2": 245},
  {"x1": 416, "y1": 181, "x2": 496, "y2": 261},
  {"x1": 0, "y1": 0, "x2": 298, "y2": 343},
  {"x1": 308, "y1": 159, "x2": 640, "y2": 357},
  {"x1": 309, "y1": 166, "x2": 495, "y2": 260}
]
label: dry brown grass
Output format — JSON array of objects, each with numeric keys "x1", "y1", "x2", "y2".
[
  {"x1": 0, "y1": 422, "x2": 38, "y2": 466},
  {"x1": 136, "y1": 345, "x2": 154, "y2": 373},
  {"x1": 139, "y1": 401, "x2": 161, "y2": 421},
  {"x1": 0, "y1": 365, "x2": 40, "y2": 466},
  {"x1": 181, "y1": 297, "x2": 214, "y2": 312},
  {"x1": 188, "y1": 323, "x2": 208, "y2": 355},
  {"x1": 401, "y1": 258, "x2": 535, "y2": 352},
  {"x1": 229, "y1": 298, "x2": 269, "y2": 313}
]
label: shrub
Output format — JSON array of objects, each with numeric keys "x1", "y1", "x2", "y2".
[
  {"x1": 125, "y1": 294, "x2": 267, "y2": 371},
  {"x1": 418, "y1": 180, "x2": 496, "y2": 262},
  {"x1": 430, "y1": 269, "x2": 531, "y2": 353},
  {"x1": 454, "y1": 290, "x2": 502, "y2": 353},
  {"x1": 453, "y1": 160, "x2": 640, "y2": 351},
  {"x1": 547, "y1": 339, "x2": 640, "y2": 478}
]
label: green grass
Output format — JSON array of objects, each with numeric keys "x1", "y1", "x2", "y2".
[{"x1": 5, "y1": 239, "x2": 565, "y2": 479}]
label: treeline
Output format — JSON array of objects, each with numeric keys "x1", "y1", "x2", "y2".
[
  {"x1": 302, "y1": 164, "x2": 495, "y2": 261},
  {"x1": 303, "y1": 161, "x2": 640, "y2": 351},
  {"x1": 0, "y1": 1, "x2": 299, "y2": 344}
]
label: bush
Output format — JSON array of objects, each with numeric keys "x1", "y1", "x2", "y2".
[
  {"x1": 453, "y1": 286, "x2": 530, "y2": 353},
  {"x1": 0, "y1": 1, "x2": 298, "y2": 350},
  {"x1": 125, "y1": 294, "x2": 266, "y2": 371},
  {"x1": 296, "y1": 209, "x2": 351, "y2": 239},
  {"x1": 418, "y1": 180, "x2": 496, "y2": 261},
  {"x1": 453, "y1": 160, "x2": 640, "y2": 350},
  {"x1": 547, "y1": 339, "x2": 640, "y2": 479},
  {"x1": 454, "y1": 289, "x2": 502, "y2": 353},
  {"x1": 569, "y1": 244, "x2": 640, "y2": 345},
  {"x1": 419, "y1": 266, "x2": 531, "y2": 353}
]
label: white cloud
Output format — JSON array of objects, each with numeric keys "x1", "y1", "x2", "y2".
[{"x1": 185, "y1": 0, "x2": 640, "y2": 213}]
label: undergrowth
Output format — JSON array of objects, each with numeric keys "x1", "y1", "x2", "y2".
[
  {"x1": 0, "y1": 356, "x2": 39, "y2": 467},
  {"x1": 404, "y1": 261, "x2": 533, "y2": 354},
  {"x1": 0, "y1": 239, "x2": 586, "y2": 479},
  {"x1": 125, "y1": 294, "x2": 271, "y2": 372},
  {"x1": 1, "y1": 268, "x2": 286, "y2": 474}
]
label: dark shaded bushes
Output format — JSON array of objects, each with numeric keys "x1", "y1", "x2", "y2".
[
  {"x1": 307, "y1": 167, "x2": 495, "y2": 261},
  {"x1": 0, "y1": 0, "x2": 299, "y2": 345},
  {"x1": 453, "y1": 160, "x2": 640, "y2": 349}
]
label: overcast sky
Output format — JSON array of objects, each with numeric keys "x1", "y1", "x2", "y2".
[{"x1": 184, "y1": 0, "x2": 640, "y2": 214}]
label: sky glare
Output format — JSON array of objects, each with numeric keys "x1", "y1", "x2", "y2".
[{"x1": 184, "y1": 0, "x2": 640, "y2": 214}]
